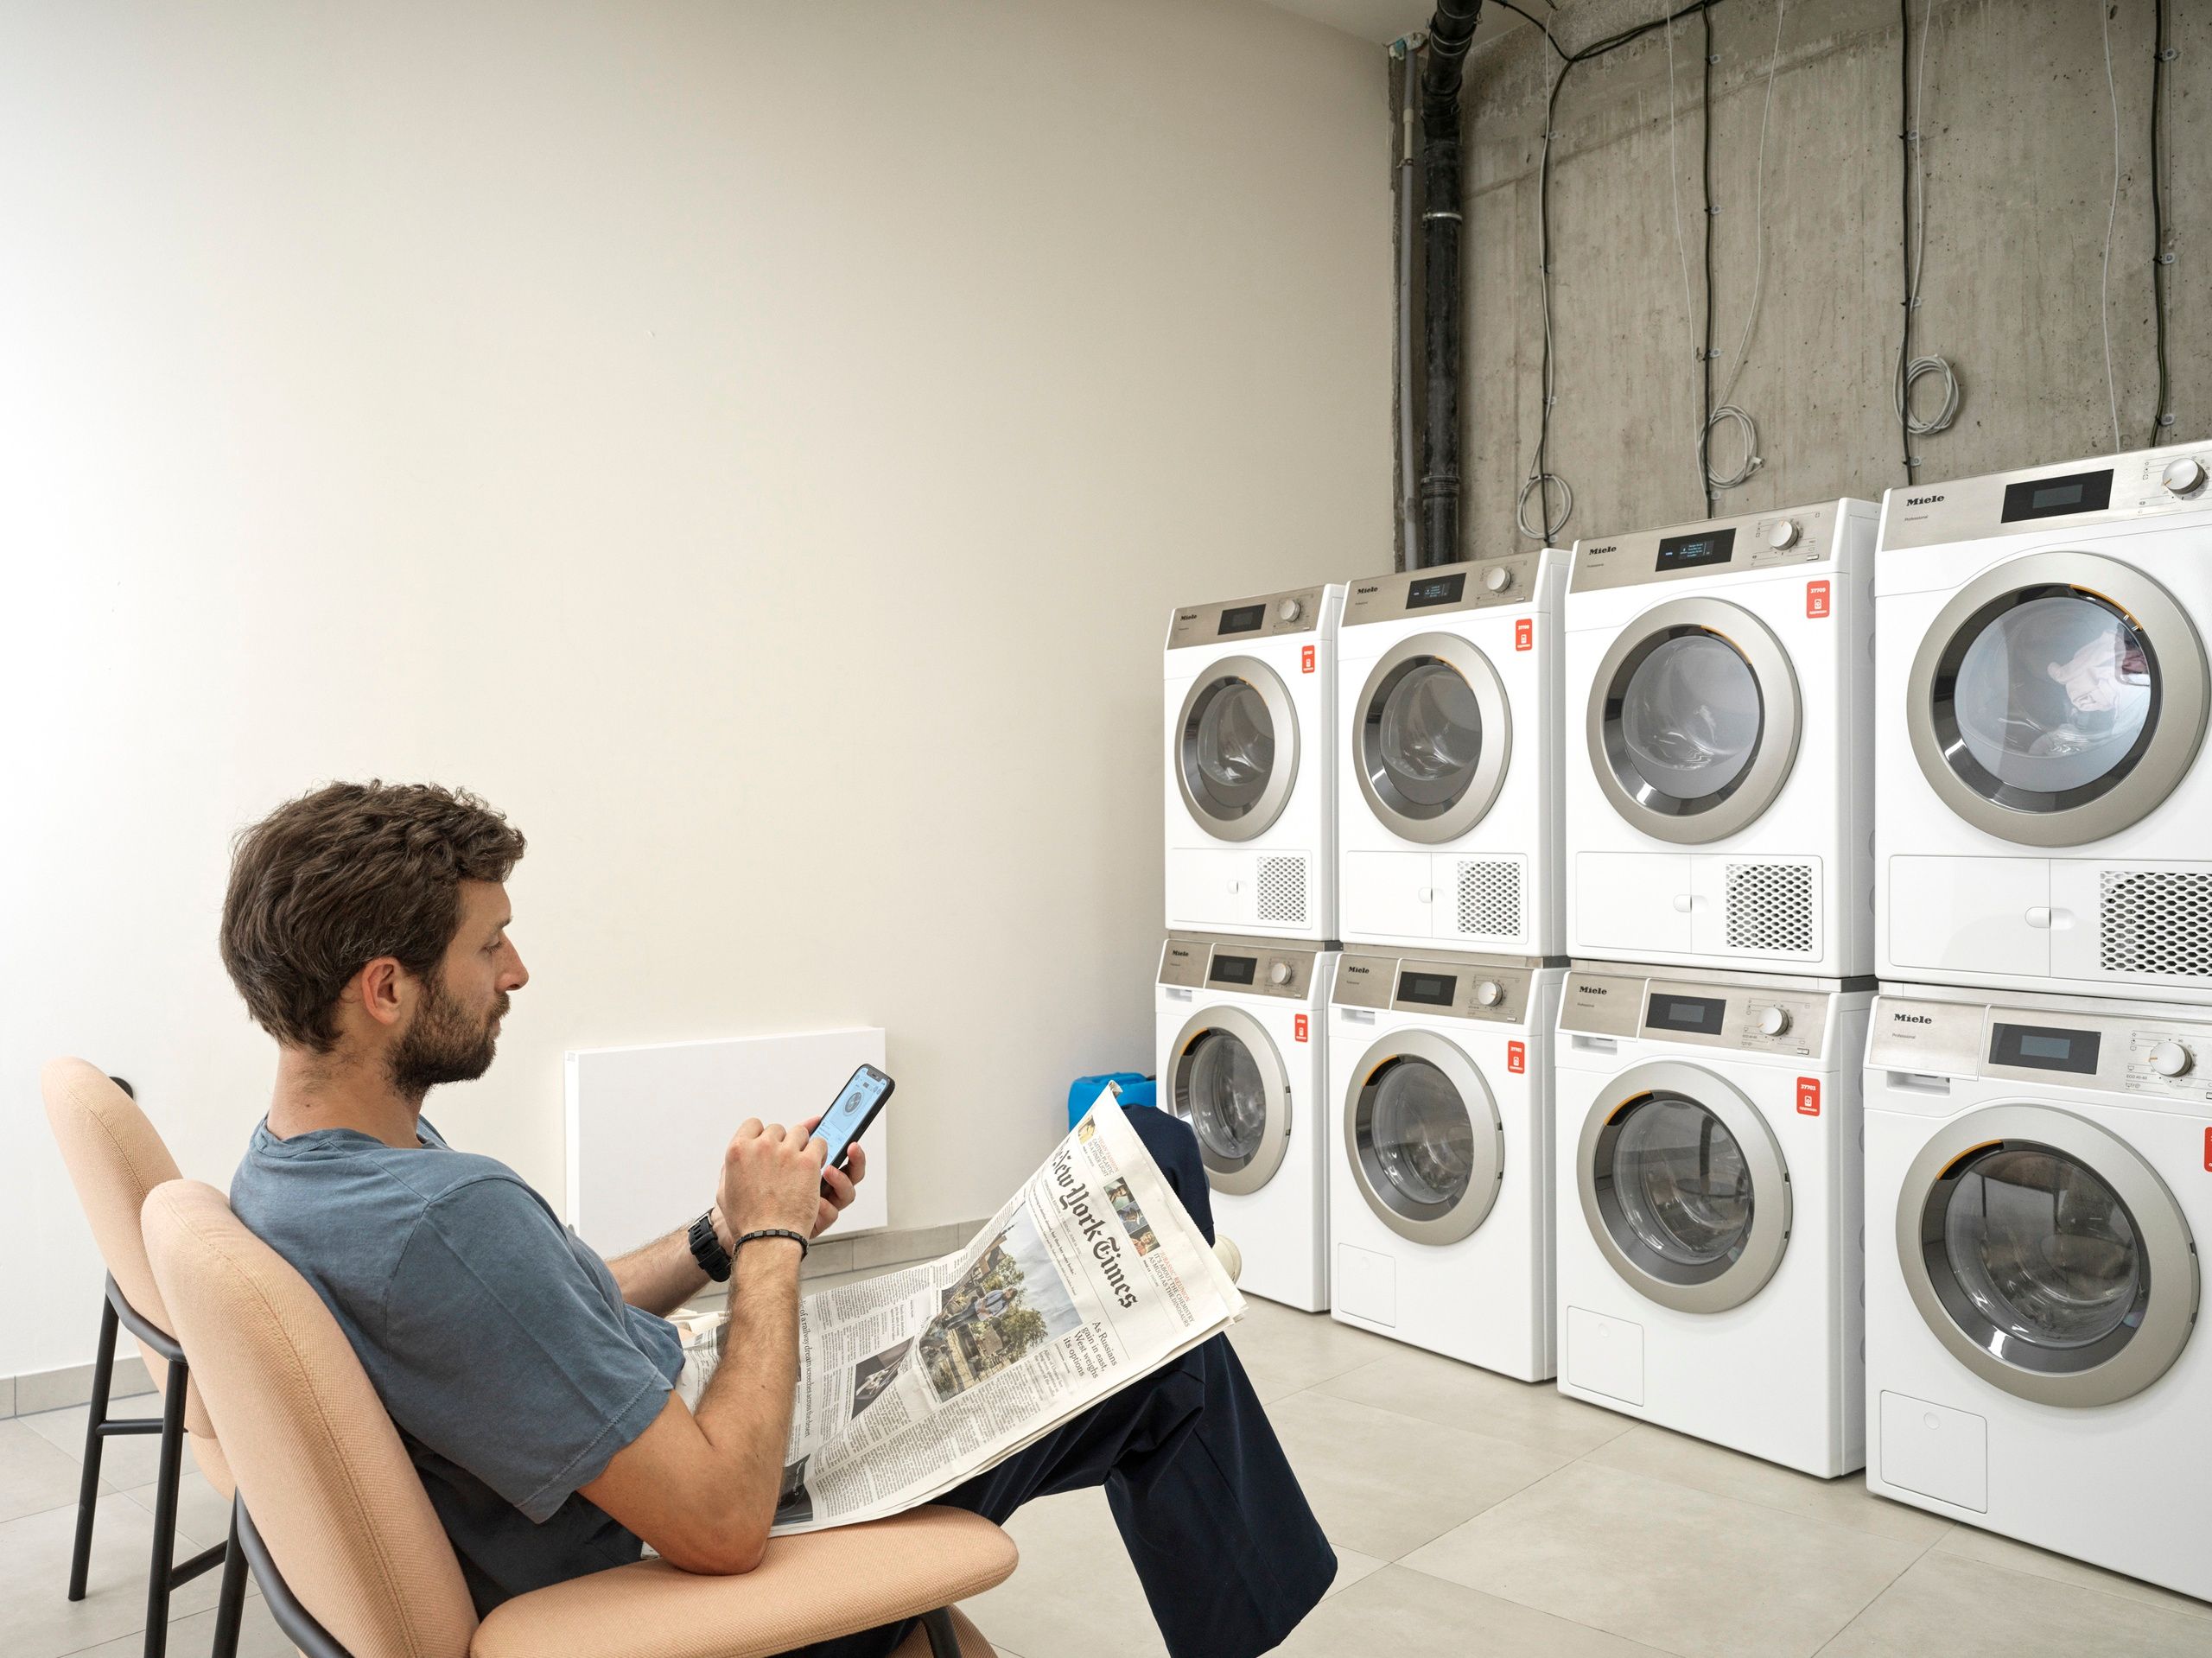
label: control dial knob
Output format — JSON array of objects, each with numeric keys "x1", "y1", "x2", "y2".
[
  {"x1": 1268, "y1": 961, "x2": 1294, "y2": 987},
  {"x1": 1483, "y1": 566, "x2": 1514, "y2": 594},
  {"x1": 1757, "y1": 1005, "x2": 1793, "y2": 1038},
  {"x1": 1276, "y1": 597, "x2": 1303, "y2": 623},
  {"x1": 2148, "y1": 1039, "x2": 2193, "y2": 1078},
  {"x1": 2161, "y1": 456, "x2": 2208, "y2": 498},
  {"x1": 1472, "y1": 979, "x2": 1504, "y2": 1008},
  {"x1": 1765, "y1": 518, "x2": 1802, "y2": 550}
]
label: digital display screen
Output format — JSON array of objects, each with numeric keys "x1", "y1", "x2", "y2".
[
  {"x1": 1397, "y1": 971, "x2": 1458, "y2": 1007},
  {"x1": 1209, "y1": 954, "x2": 1257, "y2": 986},
  {"x1": 818, "y1": 1064, "x2": 893, "y2": 1169},
  {"x1": 1990, "y1": 1022, "x2": 2101, "y2": 1075},
  {"x1": 2001, "y1": 469, "x2": 2113, "y2": 524},
  {"x1": 1646, "y1": 994, "x2": 1727, "y2": 1036},
  {"x1": 1656, "y1": 527, "x2": 1738, "y2": 571},
  {"x1": 1217, "y1": 603, "x2": 1266, "y2": 636},
  {"x1": 1406, "y1": 572, "x2": 1467, "y2": 610}
]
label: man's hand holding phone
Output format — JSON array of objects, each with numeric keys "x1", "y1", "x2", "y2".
[
  {"x1": 799, "y1": 1114, "x2": 865, "y2": 1239},
  {"x1": 715, "y1": 1121, "x2": 830, "y2": 1254}
]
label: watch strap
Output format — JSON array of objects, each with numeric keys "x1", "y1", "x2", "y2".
[{"x1": 687, "y1": 1210, "x2": 733, "y2": 1283}]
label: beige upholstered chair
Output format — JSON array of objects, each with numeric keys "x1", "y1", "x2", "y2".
[
  {"x1": 140, "y1": 1179, "x2": 1016, "y2": 1658},
  {"x1": 41, "y1": 1058, "x2": 244, "y2": 1658}
]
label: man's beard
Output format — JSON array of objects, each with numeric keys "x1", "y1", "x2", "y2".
[{"x1": 386, "y1": 974, "x2": 508, "y2": 1102}]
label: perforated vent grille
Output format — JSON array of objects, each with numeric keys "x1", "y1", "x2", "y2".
[
  {"x1": 1725, "y1": 862, "x2": 1815, "y2": 955},
  {"x1": 1452, "y1": 860, "x2": 1524, "y2": 939},
  {"x1": 2100, "y1": 869, "x2": 2212, "y2": 978},
  {"x1": 1256, "y1": 856, "x2": 1308, "y2": 925}
]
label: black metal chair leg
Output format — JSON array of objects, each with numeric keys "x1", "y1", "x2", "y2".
[
  {"x1": 208, "y1": 1502, "x2": 248, "y2": 1658},
  {"x1": 919, "y1": 1605, "x2": 962, "y2": 1656},
  {"x1": 141, "y1": 1358, "x2": 190, "y2": 1658},
  {"x1": 67, "y1": 1293, "x2": 121, "y2": 1601}
]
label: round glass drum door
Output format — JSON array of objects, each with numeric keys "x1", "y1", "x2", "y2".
[
  {"x1": 1897, "y1": 1104, "x2": 2199, "y2": 1407},
  {"x1": 1908, "y1": 553, "x2": 2209, "y2": 847},
  {"x1": 1354, "y1": 635, "x2": 1512, "y2": 845},
  {"x1": 1176, "y1": 657, "x2": 1300, "y2": 843},
  {"x1": 1168, "y1": 1005, "x2": 1292, "y2": 1197},
  {"x1": 1576, "y1": 1061, "x2": 1791, "y2": 1312},
  {"x1": 1343, "y1": 1030, "x2": 1503, "y2": 1244},
  {"x1": 1587, "y1": 598, "x2": 1802, "y2": 844}
]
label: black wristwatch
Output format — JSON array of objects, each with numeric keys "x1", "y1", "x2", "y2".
[{"x1": 688, "y1": 1210, "x2": 733, "y2": 1283}]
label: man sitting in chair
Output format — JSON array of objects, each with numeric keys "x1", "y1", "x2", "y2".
[{"x1": 223, "y1": 781, "x2": 1335, "y2": 1658}]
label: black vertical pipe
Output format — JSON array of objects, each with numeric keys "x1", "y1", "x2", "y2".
[{"x1": 1418, "y1": 1, "x2": 1483, "y2": 568}]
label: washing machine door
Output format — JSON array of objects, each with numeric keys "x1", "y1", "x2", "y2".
[
  {"x1": 1576, "y1": 1059, "x2": 1791, "y2": 1312},
  {"x1": 1175, "y1": 656, "x2": 1300, "y2": 842},
  {"x1": 1586, "y1": 597, "x2": 1802, "y2": 845},
  {"x1": 1353, "y1": 633, "x2": 1512, "y2": 844},
  {"x1": 1906, "y1": 552, "x2": 2209, "y2": 847},
  {"x1": 1167, "y1": 1005, "x2": 1293, "y2": 1196},
  {"x1": 1895, "y1": 1103, "x2": 2199, "y2": 1407},
  {"x1": 1342, "y1": 1029, "x2": 1504, "y2": 1245}
]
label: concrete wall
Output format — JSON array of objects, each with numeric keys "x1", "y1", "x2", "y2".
[
  {"x1": 1444, "y1": 0, "x2": 2206, "y2": 554},
  {"x1": 0, "y1": 0, "x2": 1389, "y2": 1383}
]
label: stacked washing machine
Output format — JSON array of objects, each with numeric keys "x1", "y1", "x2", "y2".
[
  {"x1": 1551, "y1": 500, "x2": 1881, "y2": 1477},
  {"x1": 1863, "y1": 444, "x2": 2212, "y2": 1601}
]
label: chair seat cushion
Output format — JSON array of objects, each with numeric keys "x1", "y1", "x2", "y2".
[{"x1": 471, "y1": 1507, "x2": 1015, "y2": 1658}]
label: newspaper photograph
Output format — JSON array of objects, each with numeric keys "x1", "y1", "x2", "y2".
[{"x1": 677, "y1": 1090, "x2": 1243, "y2": 1537}]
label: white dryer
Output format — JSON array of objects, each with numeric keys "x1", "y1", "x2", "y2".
[
  {"x1": 1335, "y1": 552, "x2": 1567, "y2": 955},
  {"x1": 1554, "y1": 964, "x2": 1872, "y2": 1477},
  {"x1": 1155, "y1": 934, "x2": 1338, "y2": 1311},
  {"x1": 1165, "y1": 583, "x2": 1345, "y2": 941},
  {"x1": 1564, "y1": 501, "x2": 1878, "y2": 978},
  {"x1": 1876, "y1": 445, "x2": 2212, "y2": 1002},
  {"x1": 1327, "y1": 950, "x2": 1565, "y2": 1380},
  {"x1": 1864, "y1": 988, "x2": 2209, "y2": 1600}
]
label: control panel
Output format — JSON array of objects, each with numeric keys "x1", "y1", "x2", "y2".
[
  {"x1": 1343, "y1": 556, "x2": 1537, "y2": 624},
  {"x1": 1868, "y1": 995, "x2": 2212, "y2": 1104},
  {"x1": 1558, "y1": 967, "x2": 1834, "y2": 1058},
  {"x1": 1167, "y1": 585, "x2": 1327, "y2": 648},
  {"x1": 1880, "y1": 444, "x2": 2212, "y2": 551},
  {"x1": 1159, "y1": 935, "x2": 1321, "y2": 1001},
  {"x1": 1571, "y1": 502, "x2": 1840, "y2": 593},
  {"x1": 1333, "y1": 951, "x2": 1536, "y2": 1025}
]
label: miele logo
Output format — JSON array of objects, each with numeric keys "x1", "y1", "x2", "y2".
[
  {"x1": 1905, "y1": 493, "x2": 1945, "y2": 506},
  {"x1": 1586, "y1": 543, "x2": 1618, "y2": 555},
  {"x1": 1891, "y1": 1013, "x2": 1933, "y2": 1026},
  {"x1": 1176, "y1": 611, "x2": 1199, "y2": 622},
  {"x1": 1344, "y1": 962, "x2": 1374, "y2": 976},
  {"x1": 1355, "y1": 584, "x2": 1382, "y2": 594},
  {"x1": 1580, "y1": 984, "x2": 1609, "y2": 995},
  {"x1": 1167, "y1": 947, "x2": 1196, "y2": 962}
]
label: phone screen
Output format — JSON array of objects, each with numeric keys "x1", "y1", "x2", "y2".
[{"x1": 817, "y1": 1064, "x2": 893, "y2": 1171}]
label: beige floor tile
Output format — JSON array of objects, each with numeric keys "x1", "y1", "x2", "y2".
[
  {"x1": 1262, "y1": 1388, "x2": 1569, "y2": 1562},
  {"x1": 67, "y1": 1592, "x2": 293, "y2": 1658},
  {"x1": 0, "y1": 1421, "x2": 92, "y2": 1526},
  {"x1": 1276, "y1": 1564, "x2": 1670, "y2": 1656},
  {"x1": 20, "y1": 1394, "x2": 195, "y2": 1491},
  {"x1": 1313, "y1": 1345, "x2": 1637, "y2": 1460},
  {"x1": 962, "y1": 1489, "x2": 1168, "y2": 1658},
  {"x1": 1580, "y1": 1424, "x2": 1952, "y2": 1547},
  {"x1": 1821, "y1": 1548, "x2": 2212, "y2": 1657},
  {"x1": 0, "y1": 1491, "x2": 228, "y2": 1658},
  {"x1": 1932, "y1": 1524, "x2": 2212, "y2": 1624},
  {"x1": 1224, "y1": 1300, "x2": 1398, "y2": 1404},
  {"x1": 1402, "y1": 1460, "x2": 1924, "y2": 1658},
  {"x1": 1324, "y1": 1546, "x2": 1388, "y2": 1599}
]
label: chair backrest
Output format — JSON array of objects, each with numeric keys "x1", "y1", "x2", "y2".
[
  {"x1": 142, "y1": 1179, "x2": 480, "y2": 1658},
  {"x1": 41, "y1": 1058, "x2": 224, "y2": 1454}
]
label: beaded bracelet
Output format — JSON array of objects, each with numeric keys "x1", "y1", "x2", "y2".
[{"x1": 734, "y1": 1227, "x2": 810, "y2": 1260}]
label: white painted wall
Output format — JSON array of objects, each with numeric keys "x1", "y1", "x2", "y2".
[{"x1": 0, "y1": 0, "x2": 1387, "y2": 1380}]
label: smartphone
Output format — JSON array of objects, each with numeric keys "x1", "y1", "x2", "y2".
[{"x1": 816, "y1": 1062, "x2": 894, "y2": 1177}]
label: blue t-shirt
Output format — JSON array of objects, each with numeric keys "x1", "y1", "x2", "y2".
[{"x1": 230, "y1": 1116, "x2": 682, "y2": 1614}]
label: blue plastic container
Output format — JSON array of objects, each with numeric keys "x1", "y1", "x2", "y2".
[{"x1": 1067, "y1": 1072, "x2": 1154, "y2": 1128}]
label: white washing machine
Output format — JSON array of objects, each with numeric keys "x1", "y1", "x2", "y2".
[
  {"x1": 1155, "y1": 934, "x2": 1338, "y2": 1311},
  {"x1": 1564, "y1": 501, "x2": 1878, "y2": 978},
  {"x1": 1327, "y1": 950, "x2": 1565, "y2": 1380},
  {"x1": 1335, "y1": 552, "x2": 1567, "y2": 955},
  {"x1": 1554, "y1": 963, "x2": 1872, "y2": 1477},
  {"x1": 1165, "y1": 583, "x2": 1345, "y2": 941},
  {"x1": 1876, "y1": 444, "x2": 2212, "y2": 1002},
  {"x1": 1864, "y1": 987, "x2": 2209, "y2": 1600}
]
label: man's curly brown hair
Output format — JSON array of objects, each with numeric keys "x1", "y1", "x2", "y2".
[{"x1": 220, "y1": 781, "x2": 525, "y2": 1052}]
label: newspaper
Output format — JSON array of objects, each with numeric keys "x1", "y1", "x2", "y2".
[{"x1": 673, "y1": 1091, "x2": 1243, "y2": 1535}]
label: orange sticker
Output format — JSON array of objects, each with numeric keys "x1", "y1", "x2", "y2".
[
  {"x1": 1807, "y1": 580, "x2": 1832, "y2": 619},
  {"x1": 1796, "y1": 1077, "x2": 1821, "y2": 1116},
  {"x1": 1294, "y1": 1014, "x2": 1309, "y2": 1044},
  {"x1": 2204, "y1": 1126, "x2": 2211, "y2": 1172},
  {"x1": 1300, "y1": 645, "x2": 1315, "y2": 674},
  {"x1": 1515, "y1": 618, "x2": 1534, "y2": 651},
  {"x1": 1507, "y1": 1040, "x2": 1526, "y2": 1074}
]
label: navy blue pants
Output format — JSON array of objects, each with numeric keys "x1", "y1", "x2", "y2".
[{"x1": 785, "y1": 1106, "x2": 1337, "y2": 1658}]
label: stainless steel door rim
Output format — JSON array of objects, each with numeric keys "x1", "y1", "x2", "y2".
[
  {"x1": 1169, "y1": 1003, "x2": 1293, "y2": 1196},
  {"x1": 1342, "y1": 1028, "x2": 1503, "y2": 1245},
  {"x1": 1586, "y1": 597, "x2": 1802, "y2": 845},
  {"x1": 1175, "y1": 655, "x2": 1300, "y2": 842},
  {"x1": 1353, "y1": 632, "x2": 1513, "y2": 845}
]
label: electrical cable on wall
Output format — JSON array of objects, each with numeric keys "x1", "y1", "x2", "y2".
[
  {"x1": 2148, "y1": 0, "x2": 2174, "y2": 445},
  {"x1": 1895, "y1": 0, "x2": 1960, "y2": 478},
  {"x1": 2099, "y1": 0, "x2": 2125, "y2": 454},
  {"x1": 1702, "y1": 0, "x2": 1789, "y2": 495},
  {"x1": 1662, "y1": 3, "x2": 1708, "y2": 513}
]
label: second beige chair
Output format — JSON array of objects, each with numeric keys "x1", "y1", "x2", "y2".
[{"x1": 141, "y1": 1178, "x2": 1016, "y2": 1658}]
